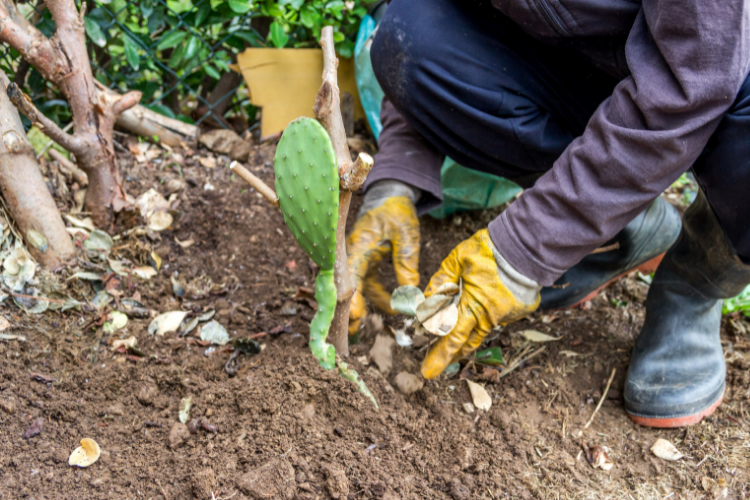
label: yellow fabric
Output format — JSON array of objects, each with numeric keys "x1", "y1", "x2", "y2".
[
  {"x1": 347, "y1": 196, "x2": 420, "y2": 335},
  {"x1": 420, "y1": 229, "x2": 540, "y2": 379}
]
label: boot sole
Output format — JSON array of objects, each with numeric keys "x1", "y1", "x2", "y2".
[
  {"x1": 626, "y1": 390, "x2": 724, "y2": 428},
  {"x1": 563, "y1": 253, "x2": 666, "y2": 309}
]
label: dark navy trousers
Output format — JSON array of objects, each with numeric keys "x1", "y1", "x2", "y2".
[{"x1": 371, "y1": 0, "x2": 750, "y2": 262}]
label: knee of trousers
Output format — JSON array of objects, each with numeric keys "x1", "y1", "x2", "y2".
[{"x1": 371, "y1": 2, "x2": 439, "y2": 108}]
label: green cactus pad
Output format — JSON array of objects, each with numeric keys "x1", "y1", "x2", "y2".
[
  {"x1": 274, "y1": 117, "x2": 339, "y2": 271},
  {"x1": 310, "y1": 268, "x2": 336, "y2": 370}
]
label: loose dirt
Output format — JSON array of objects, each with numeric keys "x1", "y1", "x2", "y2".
[{"x1": 0, "y1": 140, "x2": 748, "y2": 500}]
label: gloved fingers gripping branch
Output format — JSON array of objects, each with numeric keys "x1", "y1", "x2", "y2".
[
  {"x1": 347, "y1": 181, "x2": 421, "y2": 335},
  {"x1": 420, "y1": 229, "x2": 542, "y2": 379}
]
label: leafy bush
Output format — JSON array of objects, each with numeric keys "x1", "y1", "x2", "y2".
[
  {"x1": 724, "y1": 285, "x2": 750, "y2": 318},
  {"x1": 0, "y1": 0, "x2": 374, "y2": 127}
]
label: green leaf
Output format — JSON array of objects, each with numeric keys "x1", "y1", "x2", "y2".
[
  {"x1": 280, "y1": 0, "x2": 304, "y2": 7},
  {"x1": 166, "y1": 0, "x2": 193, "y2": 14},
  {"x1": 210, "y1": 0, "x2": 224, "y2": 8},
  {"x1": 184, "y1": 36, "x2": 199, "y2": 61},
  {"x1": 474, "y1": 347, "x2": 505, "y2": 367},
  {"x1": 232, "y1": 30, "x2": 264, "y2": 47},
  {"x1": 156, "y1": 30, "x2": 188, "y2": 50},
  {"x1": 300, "y1": 5, "x2": 319, "y2": 28},
  {"x1": 332, "y1": 30, "x2": 345, "y2": 43},
  {"x1": 124, "y1": 36, "x2": 139, "y2": 70},
  {"x1": 227, "y1": 0, "x2": 252, "y2": 13},
  {"x1": 204, "y1": 64, "x2": 221, "y2": 79},
  {"x1": 84, "y1": 17, "x2": 107, "y2": 47},
  {"x1": 390, "y1": 285, "x2": 425, "y2": 317},
  {"x1": 195, "y1": 2, "x2": 210, "y2": 25},
  {"x1": 269, "y1": 21, "x2": 289, "y2": 48},
  {"x1": 149, "y1": 104, "x2": 176, "y2": 119}
]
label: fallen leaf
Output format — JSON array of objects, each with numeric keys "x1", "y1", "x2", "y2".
[
  {"x1": 178, "y1": 396, "x2": 192, "y2": 424},
  {"x1": 463, "y1": 402, "x2": 475, "y2": 414},
  {"x1": 415, "y1": 294, "x2": 453, "y2": 323},
  {"x1": 200, "y1": 320, "x2": 229, "y2": 345},
  {"x1": 132, "y1": 266, "x2": 157, "y2": 279},
  {"x1": 63, "y1": 214, "x2": 96, "y2": 231},
  {"x1": 175, "y1": 237, "x2": 195, "y2": 248},
  {"x1": 103, "y1": 311, "x2": 128, "y2": 334},
  {"x1": 82, "y1": 230, "x2": 113, "y2": 252},
  {"x1": 29, "y1": 372, "x2": 57, "y2": 384},
  {"x1": 24, "y1": 417, "x2": 43, "y2": 439},
  {"x1": 111, "y1": 336, "x2": 136, "y2": 351},
  {"x1": 68, "y1": 438, "x2": 101, "y2": 468},
  {"x1": 474, "y1": 346, "x2": 504, "y2": 366},
  {"x1": 421, "y1": 303, "x2": 458, "y2": 336},
  {"x1": 148, "y1": 210, "x2": 173, "y2": 232},
  {"x1": 586, "y1": 445, "x2": 614, "y2": 471},
  {"x1": 466, "y1": 380, "x2": 492, "y2": 410},
  {"x1": 651, "y1": 438, "x2": 683, "y2": 461},
  {"x1": 520, "y1": 330, "x2": 560, "y2": 343},
  {"x1": 149, "y1": 311, "x2": 188, "y2": 336},
  {"x1": 388, "y1": 326, "x2": 413, "y2": 347},
  {"x1": 390, "y1": 285, "x2": 425, "y2": 317},
  {"x1": 69, "y1": 271, "x2": 103, "y2": 281},
  {"x1": 476, "y1": 367, "x2": 501, "y2": 383},
  {"x1": 0, "y1": 316, "x2": 11, "y2": 331},
  {"x1": 107, "y1": 258, "x2": 129, "y2": 276},
  {"x1": 171, "y1": 276, "x2": 186, "y2": 297},
  {"x1": 370, "y1": 334, "x2": 394, "y2": 375},
  {"x1": 558, "y1": 350, "x2": 580, "y2": 357}
]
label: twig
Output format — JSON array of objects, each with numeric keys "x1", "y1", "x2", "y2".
[
  {"x1": 497, "y1": 346, "x2": 546, "y2": 380},
  {"x1": 591, "y1": 242, "x2": 620, "y2": 254},
  {"x1": 5, "y1": 82, "x2": 84, "y2": 153},
  {"x1": 8, "y1": 292, "x2": 67, "y2": 304},
  {"x1": 37, "y1": 122, "x2": 73, "y2": 158},
  {"x1": 340, "y1": 152, "x2": 373, "y2": 191},
  {"x1": 229, "y1": 161, "x2": 279, "y2": 207},
  {"x1": 584, "y1": 368, "x2": 617, "y2": 429},
  {"x1": 49, "y1": 148, "x2": 88, "y2": 186}
]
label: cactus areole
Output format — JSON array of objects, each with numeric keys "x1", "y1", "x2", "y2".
[{"x1": 274, "y1": 117, "x2": 339, "y2": 369}]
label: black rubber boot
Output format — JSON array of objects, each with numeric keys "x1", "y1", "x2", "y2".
[
  {"x1": 625, "y1": 191, "x2": 750, "y2": 427},
  {"x1": 539, "y1": 197, "x2": 681, "y2": 310}
]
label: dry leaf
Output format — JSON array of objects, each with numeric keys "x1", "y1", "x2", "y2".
[
  {"x1": 388, "y1": 326, "x2": 413, "y2": 347},
  {"x1": 132, "y1": 266, "x2": 157, "y2": 279},
  {"x1": 466, "y1": 380, "x2": 492, "y2": 410},
  {"x1": 587, "y1": 445, "x2": 614, "y2": 471},
  {"x1": 651, "y1": 438, "x2": 683, "y2": 461},
  {"x1": 68, "y1": 438, "x2": 101, "y2": 468},
  {"x1": 149, "y1": 311, "x2": 188, "y2": 336},
  {"x1": 415, "y1": 294, "x2": 453, "y2": 323},
  {"x1": 175, "y1": 237, "x2": 195, "y2": 248},
  {"x1": 421, "y1": 303, "x2": 458, "y2": 336},
  {"x1": 432, "y1": 282, "x2": 460, "y2": 296},
  {"x1": 199, "y1": 156, "x2": 218, "y2": 169},
  {"x1": 63, "y1": 214, "x2": 96, "y2": 231},
  {"x1": 558, "y1": 350, "x2": 580, "y2": 357},
  {"x1": 0, "y1": 316, "x2": 10, "y2": 331},
  {"x1": 111, "y1": 336, "x2": 137, "y2": 351},
  {"x1": 394, "y1": 372, "x2": 423, "y2": 395},
  {"x1": 521, "y1": 330, "x2": 560, "y2": 342},
  {"x1": 390, "y1": 285, "x2": 424, "y2": 317},
  {"x1": 148, "y1": 210, "x2": 173, "y2": 232}
]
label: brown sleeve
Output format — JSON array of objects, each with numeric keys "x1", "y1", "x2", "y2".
[{"x1": 365, "y1": 97, "x2": 445, "y2": 213}]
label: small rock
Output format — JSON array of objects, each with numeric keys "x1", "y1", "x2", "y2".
[
  {"x1": 198, "y1": 129, "x2": 251, "y2": 161},
  {"x1": 463, "y1": 402, "x2": 475, "y2": 414},
  {"x1": 449, "y1": 478, "x2": 470, "y2": 500},
  {"x1": 137, "y1": 385, "x2": 158, "y2": 406},
  {"x1": 394, "y1": 372, "x2": 424, "y2": 395},
  {"x1": 0, "y1": 398, "x2": 17, "y2": 415},
  {"x1": 191, "y1": 469, "x2": 217, "y2": 499},
  {"x1": 281, "y1": 301, "x2": 297, "y2": 316},
  {"x1": 237, "y1": 457, "x2": 296, "y2": 500},
  {"x1": 324, "y1": 465, "x2": 349, "y2": 499},
  {"x1": 169, "y1": 422, "x2": 190, "y2": 449}
]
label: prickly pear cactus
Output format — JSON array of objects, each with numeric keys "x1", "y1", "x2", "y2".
[
  {"x1": 274, "y1": 117, "x2": 339, "y2": 270},
  {"x1": 274, "y1": 117, "x2": 339, "y2": 370}
]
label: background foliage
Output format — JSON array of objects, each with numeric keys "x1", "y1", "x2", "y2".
[{"x1": 0, "y1": 0, "x2": 375, "y2": 130}]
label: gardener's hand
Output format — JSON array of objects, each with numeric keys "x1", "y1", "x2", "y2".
[
  {"x1": 347, "y1": 181, "x2": 421, "y2": 336},
  {"x1": 421, "y1": 229, "x2": 541, "y2": 379}
]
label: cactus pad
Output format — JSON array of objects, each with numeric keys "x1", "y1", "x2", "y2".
[{"x1": 274, "y1": 117, "x2": 339, "y2": 270}]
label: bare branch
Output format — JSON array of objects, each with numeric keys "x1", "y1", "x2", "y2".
[
  {"x1": 5, "y1": 83, "x2": 84, "y2": 153},
  {"x1": 111, "y1": 90, "x2": 142, "y2": 116},
  {"x1": 340, "y1": 153, "x2": 373, "y2": 191}
]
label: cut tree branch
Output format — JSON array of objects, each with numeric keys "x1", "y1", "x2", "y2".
[
  {"x1": 340, "y1": 153, "x2": 373, "y2": 191},
  {"x1": 229, "y1": 161, "x2": 279, "y2": 207},
  {"x1": 6, "y1": 82, "x2": 84, "y2": 153}
]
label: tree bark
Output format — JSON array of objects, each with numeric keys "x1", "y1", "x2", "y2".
[
  {"x1": 0, "y1": 0, "x2": 140, "y2": 229},
  {"x1": 0, "y1": 72, "x2": 74, "y2": 267}
]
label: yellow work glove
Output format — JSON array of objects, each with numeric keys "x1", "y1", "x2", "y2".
[
  {"x1": 347, "y1": 182, "x2": 421, "y2": 336},
  {"x1": 421, "y1": 229, "x2": 541, "y2": 379}
]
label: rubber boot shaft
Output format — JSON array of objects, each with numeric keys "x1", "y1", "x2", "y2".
[{"x1": 624, "y1": 191, "x2": 750, "y2": 427}]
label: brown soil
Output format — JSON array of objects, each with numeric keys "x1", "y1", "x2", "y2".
[{"x1": 0, "y1": 141, "x2": 748, "y2": 500}]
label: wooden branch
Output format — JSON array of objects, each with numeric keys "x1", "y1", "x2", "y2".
[
  {"x1": 111, "y1": 90, "x2": 142, "y2": 116},
  {"x1": 314, "y1": 26, "x2": 362, "y2": 357},
  {"x1": 48, "y1": 148, "x2": 88, "y2": 186},
  {"x1": 340, "y1": 153, "x2": 373, "y2": 191},
  {"x1": 229, "y1": 161, "x2": 279, "y2": 207},
  {"x1": 6, "y1": 82, "x2": 84, "y2": 153}
]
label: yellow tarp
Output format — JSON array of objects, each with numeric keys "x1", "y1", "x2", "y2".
[{"x1": 236, "y1": 48, "x2": 365, "y2": 138}]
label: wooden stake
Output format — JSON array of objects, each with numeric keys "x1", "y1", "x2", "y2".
[{"x1": 229, "y1": 161, "x2": 279, "y2": 207}]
